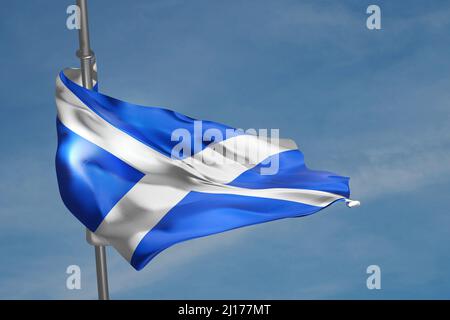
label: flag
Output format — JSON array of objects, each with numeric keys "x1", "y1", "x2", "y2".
[{"x1": 55, "y1": 68, "x2": 358, "y2": 270}]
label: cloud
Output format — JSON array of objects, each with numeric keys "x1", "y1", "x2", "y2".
[
  {"x1": 2, "y1": 0, "x2": 450, "y2": 299},
  {"x1": 351, "y1": 137, "x2": 450, "y2": 200}
]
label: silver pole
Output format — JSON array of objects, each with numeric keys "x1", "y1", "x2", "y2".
[{"x1": 76, "y1": 0, "x2": 110, "y2": 300}]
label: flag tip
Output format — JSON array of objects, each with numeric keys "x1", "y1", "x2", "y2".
[{"x1": 345, "y1": 199, "x2": 361, "y2": 208}]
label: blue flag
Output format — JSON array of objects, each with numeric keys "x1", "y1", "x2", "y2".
[{"x1": 55, "y1": 68, "x2": 358, "y2": 270}]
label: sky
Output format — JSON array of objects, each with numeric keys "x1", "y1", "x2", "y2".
[{"x1": 0, "y1": 0, "x2": 449, "y2": 299}]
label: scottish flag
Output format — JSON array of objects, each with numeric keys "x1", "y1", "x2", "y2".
[{"x1": 55, "y1": 68, "x2": 357, "y2": 270}]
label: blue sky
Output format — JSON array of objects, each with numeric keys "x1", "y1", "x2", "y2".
[{"x1": 1, "y1": 0, "x2": 450, "y2": 299}]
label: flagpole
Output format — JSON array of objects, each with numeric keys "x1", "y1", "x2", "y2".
[{"x1": 76, "y1": 0, "x2": 110, "y2": 300}]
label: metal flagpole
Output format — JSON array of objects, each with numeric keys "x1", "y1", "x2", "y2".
[{"x1": 76, "y1": 0, "x2": 110, "y2": 300}]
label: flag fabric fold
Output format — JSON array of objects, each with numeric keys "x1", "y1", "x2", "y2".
[{"x1": 55, "y1": 68, "x2": 355, "y2": 270}]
